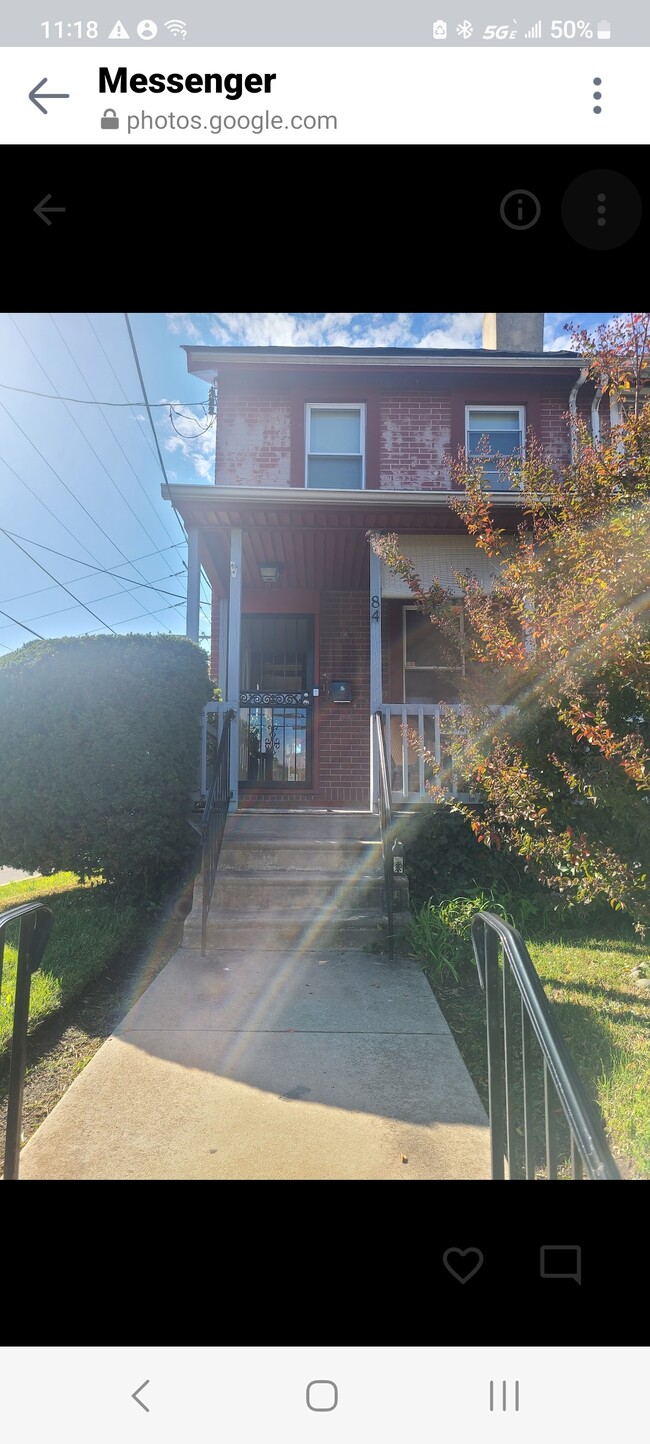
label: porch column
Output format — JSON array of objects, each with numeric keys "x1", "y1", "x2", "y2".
[
  {"x1": 227, "y1": 528, "x2": 242, "y2": 809},
  {"x1": 218, "y1": 598, "x2": 229, "y2": 696},
  {"x1": 186, "y1": 527, "x2": 201, "y2": 642},
  {"x1": 369, "y1": 540, "x2": 382, "y2": 809}
]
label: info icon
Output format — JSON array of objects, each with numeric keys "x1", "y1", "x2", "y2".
[{"x1": 500, "y1": 189, "x2": 541, "y2": 230}]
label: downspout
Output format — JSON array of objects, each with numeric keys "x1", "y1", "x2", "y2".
[
  {"x1": 569, "y1": 366, "x2": 589, "y2": 462},
  {"x1": 591, "y1": 373, "x2": 609, "y2": 444}
]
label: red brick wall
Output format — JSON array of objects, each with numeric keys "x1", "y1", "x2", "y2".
[
  {"x1": 216, "y1": 392, "x2": 291, "y2": 487},
  {"x1": 379, "y1": 392, "x2": 452, "y2": 489},
  {"x1": 315, "y1": 589, "x2": 370, "y2": 804},
  {"x1": 215, "y1": 369, "x2": 590, "y2": 492},
  {"x1": 539, "y1": 378, "x2": 576, "y2": 471}
]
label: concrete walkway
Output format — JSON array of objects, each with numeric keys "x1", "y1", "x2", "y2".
[{"x1": 18, "y1": 943, "x2": 490, "y2": 1180}]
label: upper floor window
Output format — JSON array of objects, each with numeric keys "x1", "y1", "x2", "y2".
[
  {"x1": 305, "y1": 403, "x2": 365, "y2": 489},
  {"x1": 465, "y1": 405, "x2": 525, "y2": 489}
]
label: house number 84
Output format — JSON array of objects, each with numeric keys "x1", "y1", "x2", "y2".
[{"x1": 371, "y1": 595, "x2": 380, "y2": 622}]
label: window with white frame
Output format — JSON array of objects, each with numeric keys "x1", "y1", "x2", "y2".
[
  {"x1": 403, "y1": 604, "x2": 464, "y2": 704},
  {"x1": 465, "y1": 405, "x2": 525, "y2": 489},
  {"x1": 305, "y1": 403, "x2": 365, "y2": 489}
]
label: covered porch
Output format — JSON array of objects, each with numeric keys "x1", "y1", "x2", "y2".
[{"x1": 168, "y1": 486, "x2": 513, "y2": 810}]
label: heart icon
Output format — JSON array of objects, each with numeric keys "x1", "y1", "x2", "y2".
[{"x1": 442, "y1": 1247, "x2": 484, "y2": 1283}]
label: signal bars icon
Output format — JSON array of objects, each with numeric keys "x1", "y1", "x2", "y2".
[{"x1": 524, "y1": 19, "x2": 542, "y2": 36}]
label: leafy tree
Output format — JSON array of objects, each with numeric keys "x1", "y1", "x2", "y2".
[{"x1": 370, "y1": 314, "x2": 650, "y2": 932}]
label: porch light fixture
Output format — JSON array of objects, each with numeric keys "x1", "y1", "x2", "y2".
[{"x1": 259, "y1": 563, "x2": 281, "y2": 584}]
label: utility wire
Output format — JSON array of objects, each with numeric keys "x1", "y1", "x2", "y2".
[
  {"x1": 84, "y1": 311, "x2": 161, "y2": 471},
  {"x1": 0, "y1": 380, "x2": 204, "y2": 407},
  {"x1": 79, "y1": 601, "x2": 187, "y2": 635},
  {"x1": 8, "y1": 317, "x2": 175, "y2": 626},
  {"x1": 0, "y1": 528, "x2": 186, "y2": 600},
  {"x1": 0, "y1": 567, "x2": 187, "y2": 630},
  {"x1": 0, "y1": 541, "x2": 184, "y2": 607},
  {"x1": 1, "y1": 531, "x2": 120, "y2": 635},
  {"x1": 50, "y1": 312, "x2": 178, "y2": 547},
  {"x1": 124, "y1": 312, "x2": 189, "y2": 553},
  {"x1": 0, "y1": 606, "x2": 45, "y2": 641}
]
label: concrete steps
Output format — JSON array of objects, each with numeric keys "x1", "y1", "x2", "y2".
[{"x1": 183, "y1": 810, "x2": 409, "y2": 953}]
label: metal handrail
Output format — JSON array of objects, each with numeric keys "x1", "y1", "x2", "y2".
[
  {"x1": 201, "y1": 708, "x2": 235, "y2": 955},
  {"x1": 374, "y1": 710, "x2": 394, "y2": 961},
  {"x1": 471, "y1": 911, "x2": 620, "y2": 1180},
  {"x1": 1, "y1": 901, "x2": 54, "y2": 1180}
]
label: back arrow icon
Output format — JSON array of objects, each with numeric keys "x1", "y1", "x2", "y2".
[
  {"x1": 132, "y1": 1381, "x2": 150, "y2": 1413},
  {"x1": 34, "y1": 195, "x2": 66, "y2": 226},
  {"x1": 29, "y1": 78, "x2": 70, "y2": 114}
]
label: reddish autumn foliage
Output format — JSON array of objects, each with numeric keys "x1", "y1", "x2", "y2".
[{"x1": 369, "y1": 314, "x2": 650, "y2": 932}]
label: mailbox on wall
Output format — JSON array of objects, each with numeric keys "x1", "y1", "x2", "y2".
[{"x1": 331, "y1": 680, "x2": 352, "y2": 703}]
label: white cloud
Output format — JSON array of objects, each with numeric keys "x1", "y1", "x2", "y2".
[
  {"x1": 166, "y1": 311, "x2": 595, "y2": 355},
  {"x1": 165, "y1": 313, "x2": 205, "y2": 341},
  {"x1": 160, "y1": 396, "x2": 216, "y2": 481},
  {"x1": 416, "y1": 312, "x2": 484, "y2": 348}
]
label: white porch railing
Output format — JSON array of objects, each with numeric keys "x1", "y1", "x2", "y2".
[
  {"x1": 377, "y1": 704, "x2": 458, "y2": 804},
  {"x1": 376, "y1": 704, "x2": 508, "y2": 804},
  {"x1": 198, "y1": 701, "x2": 506, "y2": 810}
]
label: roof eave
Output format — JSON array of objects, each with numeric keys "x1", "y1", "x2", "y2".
[{"x1": 183, "y1": 349, "x2": 583, "y2": 381}]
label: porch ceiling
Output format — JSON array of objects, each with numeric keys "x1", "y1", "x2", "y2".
[
  {"x1": 172, "y1": 488, "x2": 525, "y2": 595},
  {"x1": 206, "y1": 515, "x2": 375, "y2": 592}
]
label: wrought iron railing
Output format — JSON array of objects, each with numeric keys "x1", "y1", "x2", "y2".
[
  {"x1": 1, "y1": 901, "x2": 54, "y2": 1180},
  {"x1": 471, "y1": 911, "x2": 620, "y2": 1180},
  {"x1": 201, "y1": 709, "x2": 235, "y2": 955},
  {"x1": 374, "y1": 710, "x2": 395, "y2": 961}
]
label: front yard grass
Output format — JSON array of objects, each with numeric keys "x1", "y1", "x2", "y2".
[
  {"x1": 0, "y1": 873, "x2": 141, "y2": 1058},
  {"x1": 413, "y1": 901, "x2": 650, "y2": 1177}
]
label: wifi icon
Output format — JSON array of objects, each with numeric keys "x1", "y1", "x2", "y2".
[{"x1": 164, "y1": 17, "x2": 187, "y2": 36}]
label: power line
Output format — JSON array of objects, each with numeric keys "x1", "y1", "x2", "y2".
[
  {"x1": 0, "y1": 606, "x2": 45, "y2": 641},
  {"x1": 0, "y1": 567, "x2": 187, "y2": 631},
  {"x1": 124, "y1": 312, "x2": 189, "y2": 553},
  {"x1": 0, "y1": 541, "x2": 185, "y2": 608},
  {"x1": 84, "y1": 311, "x2": 161, "y2": 471},
  {"x1": 8, "y1": 319, "x2": 175, "y2": 623},
  {"x1": 5, "y1": 319, "x2": 178, "y2": 626},
  {"x1": 2, "y1": 531, "x2": 119, "y2": 635},
  {"x1": 0, "y1": 379, "x2": 203, "y2": 407},
  {"x1": 50, "y1": 312, "x2": 178, "y2": 547},
  {"x1": 79, "y1": 601, "x2": 187, "y2": 635},
  {"x1": 0, "y1": 528, "x2": 187, "y2": 600}
]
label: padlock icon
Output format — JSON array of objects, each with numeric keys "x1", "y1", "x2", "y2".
[{"x1": 101, "y1": 108, "x2": 119, "y2": 130}]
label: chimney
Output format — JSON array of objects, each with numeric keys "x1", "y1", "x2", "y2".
[{"x1": 482, "y1": 313, "x2": 545, "y2": 352}]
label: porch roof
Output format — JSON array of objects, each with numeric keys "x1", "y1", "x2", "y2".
[{"x1": 166, "y1": 484, "x2": 523, "y2": 596}]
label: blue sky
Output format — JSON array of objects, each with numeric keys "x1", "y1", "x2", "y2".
[{"x1": 0, "y1": 311, "x2": 615, "y2": 655}]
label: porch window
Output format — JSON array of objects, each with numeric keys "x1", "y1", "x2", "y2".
[
  {"x1": 305, "y1": 403, "x2": 365, "y2": 489},
  {"x1": 403, "y1": 603, "x2": 464, "y2": 703},
  {"x1": 465, "y1": 405, "x2": 525, "y2": 489}
]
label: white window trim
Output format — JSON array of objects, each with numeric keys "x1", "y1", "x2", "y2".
[
  {"x1": 465, "y1": 403, "x2": 526, "y2": 478},
  {"x1": 402, "y1": 603, "x2": 465, "y2": 703},
  {"x1": 305, "y1": 402, "x2": 366, "y2": 490}
]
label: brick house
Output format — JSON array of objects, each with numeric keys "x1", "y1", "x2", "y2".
[{"x1": 166, "y1": 313, "x2": 613, "y2": 811}]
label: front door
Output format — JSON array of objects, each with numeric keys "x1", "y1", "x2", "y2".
[{"x1": 239, "y1": 615, "x2": 314, "y2": 789}]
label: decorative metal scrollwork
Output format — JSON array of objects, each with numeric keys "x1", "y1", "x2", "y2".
[{"x1": 240, "y1": 692, "x2": 310, "y2": 706}]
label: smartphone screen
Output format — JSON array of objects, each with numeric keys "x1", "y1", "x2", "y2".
[{"x1": 0, "y1": 0, "x2": 648, "y2": 1376}]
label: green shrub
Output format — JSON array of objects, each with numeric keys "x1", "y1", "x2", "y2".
[
  {"x1": 0, "y1": 634, "x2": 212, "y2": 896},
  {"x1": 402, "y1": 810, "x2": 529, "y2": 911},
  {"x1": 409, "y1": 887, "x2": 515, "y2": 981}
]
